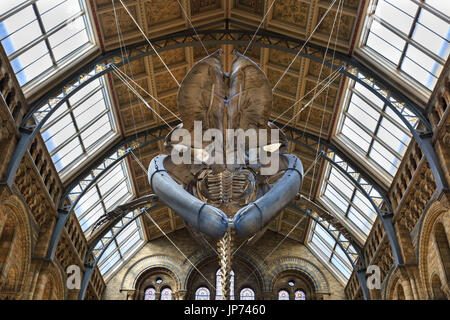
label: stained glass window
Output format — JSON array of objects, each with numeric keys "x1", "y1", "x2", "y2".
[
  {"x1": 161, "y1": 288, "x2": 172, "y2": 300},
  {"x1": 295, "y1": 290, "x2": 306, "y2": 300},
  {"x1": 195, "y1": 287, "x2": 210, "y2": 300},
  {"x1": 240, "y1": 288, "x2": 255, "y2": 300},
  {"x1": 278, "y1": 290, "x2": 289, "y2": 300},
  {"x1": 216, "y1": 269, "x2": 235, "y2": 300},
  {"x1": 361, "y1": 0, "x2": 449, "y2": 90},
  {"x1": 0, "y1": 0, "x2": 94, "y2": 87},
  {"x1": 40, "y1": 76, "x2": 117, "y2": 176},
  {"x1": 144, "y1": 287, "x2": 156, "y2": 300}
]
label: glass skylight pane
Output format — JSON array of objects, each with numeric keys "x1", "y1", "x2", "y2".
[
  {"x1": 426, "y1": 0, "x2": 450, "y2": 17},
  {"x1": 120, "y1": 232, "x2": 141, "y2": 256},
  {"x1": 377, "y1": 119, "x2": 409, "y2": 156},
  {"x1": 103, "y1": 182, "x2": 130, "y2": 210},
  {"x1": 1, "y1": 19, "x2": 41, "y2": 56},
  {"x1": 329, "y1": 170, "x2": 353, "y2": 198},
  {"x1": 341, "y1": 118, "x2": 371, "y2": 151},
  {"x1": 15, "y1": 53, "x2": 53, "y2": 86},
  {"x1": 80, "y1": 204, "x2": 105, "y2": 232},
  {"x1": 117, "y1": 221, "x2": 138, "y2": 244},
  {"x1": 51, "y1": 139, "x2": 84, "y2": 172},
  {"x1": 348, "y1": 208, "x2": 371, "y2": 234},
  {"x1": 98, "y1": 165, "x2": 125, "y2": 195},
  {"x1": 98, "y1": 241, "x2": 117, "y2": 264},
  {"x1": 49, "y1": 16, "x2": 89, "y2": 61},
  {"x1": 369, "y1": 142, "x2": 399, "y2": 174},
  {"x1": 315, "y1": 224, "x2": 335, "y2": 247},
  {"x1": 353, "y1": 191, "x2": 377, "y2": 221},
  {"x1": 335, "y1": 245, "x2": 350, "y2": 263},
  {"x1": 347, "y1": 103, "x2": 378, "y2": 132},
  {"x1": 418, "y1": 10, "x2": 450, "y2": 40},
  {"x1": 80, "y1": 114, "x2": 113, "y2": 149},
  {"x1": 72, "y1": 92, "x2": 106, "y2": 128},
  {"x1": 353, "y1": 83, "x2": 384, "y2": 108},
  {"x1": 10, "y1": 41, "x2": 47, "y2": 75},
  {"x1": 68, "y1": 159, "x2": 133, "y2": 236},
  {"x1": 311, "y1": 234, "x2": 332, "y2": 257},
  {"x1": 40, "y1": 76, "x2": 116, "y2": 173},
  {"x1": 39, "y1": 0, "x2": 82, "y2": 31},
  {"x1": 331, "y1": 255, "x2": 351, "y2": 278},
  {"x1": 413, "y1": 20, "x2": 450, "y2": 59},
  {"x1": 324, "y1": 184, "x2": 349, "y2": 213},
  {"x1": 75, "y1": 187, "x2": 100, "y2": 216},
  {"x1": 402, "y1": 53, "x2": 439, "y2": 89},
  {"x1": 350, "y1": 93, "x2": 379, "y2": 118},
  {"x1": 43, "y1": 114, "x2": 76, "y2": 147},
  {"x1": 1, "y1": 0, "x2": 94, "y2": 87},
  {"x1": 363, "y1": 0, "x2": 449, "y2": 92},
  {"x1": 0, "y1": 0, "x2": 25, "y2": 14},
  {"x1": 100, "y1": 251, "x2": 120, "y2": 274},
  {"x1": 374, "y1": 0, "x2": 416, "y2": 34},
  {"x1": 69, "y1": 78, "x2": 102, "y2": 104},
  {"x1": 381, "y1": 0, "x2": 418, "y2": 17}
]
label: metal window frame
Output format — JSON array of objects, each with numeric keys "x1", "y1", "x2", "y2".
[
  {"x1": 1, "y1": 0, "x2": 95, "y2": 87},
  {"x1": 362, "y1": 0, "x2": 448, "y2": 91}
]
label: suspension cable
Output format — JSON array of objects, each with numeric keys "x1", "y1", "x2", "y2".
[
  {"x1": 243, "y1": 0, "x2": 277, "y2": 56},
  {"x1": 272, "y1": 0, "x2": 337, "y2": 92},
  {"x1": 176, "y1": 0, "x2": 209, "y2": 56},
  {"x1": 118, "y1": 0, "x2": 180, "y2": 87},
  {"x1": 112, "y1": 66, "x2": 174, "y2": 130}
]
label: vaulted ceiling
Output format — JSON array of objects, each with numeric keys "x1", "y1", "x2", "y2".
[{"x1": 86, "y1": 0, "x2": 365, "y2": 243}]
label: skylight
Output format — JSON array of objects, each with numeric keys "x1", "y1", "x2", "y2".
[
  {"x1": 0, "y1": 0, "x2": 94, "y2": 87},
  {"x1": 362, "y1": 0, "x2": 449, "y2": 90},
  {"x1": 337, "y1": 80, "x2": 413, "y2": 178},
  {"x1": 40, "y1": 76, "x2": 117, "y2": 176},
  {"x1": 318, "y1": 155, "x2": 380, "y2": 239},
  {"x1": 308, "y1": 221, "x2": 355, "y2": 281},
  {"x1": 69, "y1": 158, "x2": 146, "y2": 278},
  {"x1": 73, "y1": 160, "x2": 133, "y2": 235},
  {"x1": 96, "y1": 217, "x2": 145, "y2": 276}
]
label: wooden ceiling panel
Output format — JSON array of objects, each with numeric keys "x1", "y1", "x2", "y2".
[
  {"x1": 315, "y1": 6, "x2": 356, "y2": 42},
  {"x1": 154, "y1": 67, "x2": 187, "y2": 94},
  {"x1": 268, "y1": 50, "x2": 302, "y2": 73},
  {"x1": 151, "y1": 47, "x2": 187, "y2": 69},
  {"x1": 98, "y1": 5, "x2": 139, "y2": 41},
  {"x1": 144, "y1": 0, "x2": 183, "y2": 26},
  {"x1": 191, "y1": 0, "x2": 222, "y2": 15},
  {"x1": 272, "y1": 0, "x2": 310, "y2": 29},
  {"x1": 232, "y1": 0, "x2": 264, "y2": 17}
]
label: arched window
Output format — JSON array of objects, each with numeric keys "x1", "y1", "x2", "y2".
[
  {"x1": 144, "y1": 287, "x2": 156, "y2": 300},
  {"x1": 278, "y1": 290, "x2": 289, "y2": 300},
  {"x1": 240, "y1": 288, "x2": 255, "y2": 300},
  {"x1": 195, "y1": 287, "x2": 210, "y2": 300},
  {"x1": 161, "y1": 287, "x2": 172, "y2": 300},
  {"x1": 216, "y1": 269, "x2": 235, "y2": 300},
  {"x1": 294, "y1": 290, "x2": 306, "y2": 300}
]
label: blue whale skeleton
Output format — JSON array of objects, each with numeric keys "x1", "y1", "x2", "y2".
[{"x1": 148, "y1": 50, "x2": 303, "y2": 299}]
